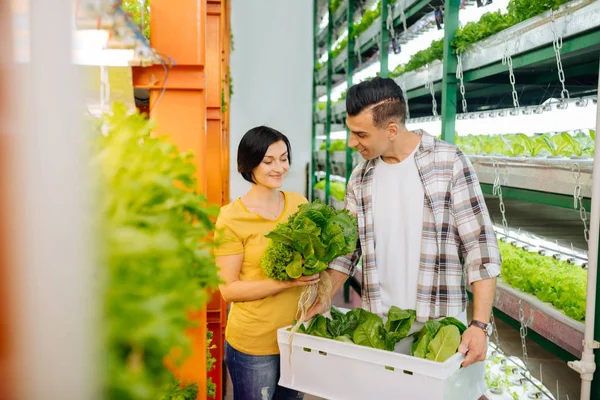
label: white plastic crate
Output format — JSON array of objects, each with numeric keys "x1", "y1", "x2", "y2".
[{"x1": 278, "y1": 326, "x2": 486, "y2": 400}]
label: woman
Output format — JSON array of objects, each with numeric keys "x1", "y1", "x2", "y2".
[{"x1": 214, "y1": 126, "x2": 318, "y2": 400}]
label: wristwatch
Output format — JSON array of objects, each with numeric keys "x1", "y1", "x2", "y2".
[{"x1": 469, "y1": 320, "x2": 493, "y2": 336}]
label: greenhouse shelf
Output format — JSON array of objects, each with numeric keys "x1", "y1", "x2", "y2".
[
  {"x1": 316, "y1": 123, "x2": 344, "y2": 136},
  {"x1": 395, "y1": 0, "x2": 600, "y2": 95},
  {"x1": 493, "y1": 279, "x2": 584, "y2": 358},
  {"x1": 315, "y1": 150, "x2": 326, "y2": 168},
  {"x1": 316, "y1": 67, "x2": 328, "y2": 84},
  {"x1": 333, "y1": 50, "x2": 348, "y2": 73},
  {"x1": 353, "y1": 0, "x2": 435, "y2": 61},
  {"x1": 462, "y1": 0, "x2": 600, "y2": 82},
  {"x1": 333, "y1": 1, "x2": 348, "y2": 26},
  {"x1": 331, "y1": 150, "x2": 346, "y2": 165},
  {"x1": 329, "y1": 196, "x2": 345, "y2": 210},
  {"x1": 470, "y1": 155, "x2": 593, "y2": 198},
  {"x1": 357, "y1": 16, "x2": 382, "y2": 55},
  {"x1": 481, "y1": 183, "x2": 592, "y2": 211},
  {"x1": 314, "y1": 188, "x2": 326, "y2": 203},
  {"x1": 317, "y1": 108, "x2": 327, "y2": 122}
]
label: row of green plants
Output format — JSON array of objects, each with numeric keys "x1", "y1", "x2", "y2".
[
  {"x1": 319, "y1": 0, "x2": 399, "y2": 69},
  {"x1": 96, "y1": 104, "x2": 221, "y2": 399},
  {"x1": 499, "y1": 241, "x2": 587, "y2": 321},
  {"x1": 456, "y1": 131, "x2": 596, "y2": 158},
  {"x1": 314, "y1": 180, "x2": 347, "y2": 202},
  {"x1": 391, "y1": 0, "x2": 572, "y2": 73},
  {"x1": 318, "y1": 139, "x2": 358, "y2": 152},
  {"x1": 402, "y1": 0, "x2": 573, "y2": 71},
  {"x1": 318, "y1": 0, "x2": 574, "y2": 80}
]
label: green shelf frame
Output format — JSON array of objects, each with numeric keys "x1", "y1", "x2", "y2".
[{"x1": 480, "y1": 183, "x2": 592, "y2": 210}]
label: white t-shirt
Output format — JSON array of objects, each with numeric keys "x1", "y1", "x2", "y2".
[
  {"x1": 372, "y1": 145, "x2": 424, "y2": 315},
  {"x1": 372, "y1": 145, "x2": 468, "y2": 328}
]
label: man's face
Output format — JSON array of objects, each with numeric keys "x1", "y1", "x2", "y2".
[{"x1": 346, "y1": 109, "x2": 389, "y2": 160}]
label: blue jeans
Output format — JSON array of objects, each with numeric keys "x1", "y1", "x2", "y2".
[{"x1": 225, "y1": 341, "x2": 304, "y2": 400}]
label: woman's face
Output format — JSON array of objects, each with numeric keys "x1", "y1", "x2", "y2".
[{"x1": 252, "y1": 140, "x2": 289, "y2": 189}]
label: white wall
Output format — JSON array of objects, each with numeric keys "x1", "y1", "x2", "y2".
[{"x1": 230, "y1": 0, "x2": 313, "y2": 201}]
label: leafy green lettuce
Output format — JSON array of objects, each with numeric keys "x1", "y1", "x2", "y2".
[
  {"x1": 303, "y1": 305, "x2": 417, "y2": 353},
  {"x1": 261, "y1": 201, "x2": 358, "y2": 280},
  {"x1": 412, "y1": 317, "x2": 464, "y2": 362},
  {"x1": 384, "y1": 307, "x2": 416, "y2": 351}
]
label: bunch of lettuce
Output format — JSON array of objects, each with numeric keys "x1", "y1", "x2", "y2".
[
  {"x1": 298, "y1": 306, "x2": 417, "y2": 352},
  {"x1": 261, "y1": 201, "x2": 358, "y2": 280},
  {"x1": 299, "y1": 305, "x2": 465, "y2": 363}
]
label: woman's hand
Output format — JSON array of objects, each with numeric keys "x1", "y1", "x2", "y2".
[{"x1": 287, "y1": 273, "x2": 320, "y2": 288}]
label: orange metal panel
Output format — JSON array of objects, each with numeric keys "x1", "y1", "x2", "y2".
[
  {"x1": 206, "y1": 14, "x2": 222, "y2": 108},
  {"x1": 150, "y1": 0, "x2": 205, "y2": 66},
  {"x1": 149, "y1": 89, "x2": 208, "y2": 194},
  {"x1": 165, "y1": 310, "x2": 208, "y2": 400},
  {"x1": 206, "y1": 119, "x2": 224, "y2": 204},
  {"x1": 220, "y1": 0, "x2": 231, "y2": 204},
  {"x1": 132, "y1": 65, "x2": 205, "y2": 90}
]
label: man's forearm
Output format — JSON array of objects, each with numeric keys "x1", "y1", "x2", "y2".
[
  {"x1": 471, "y1": 277, "x2": 496, "y2": 323},
  {"x1": 328, "y1": 269, "x2": 350, "y2": 297}
]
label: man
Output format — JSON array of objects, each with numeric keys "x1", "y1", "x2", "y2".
[{"x1": 308, "y1": 77, "x2": 501, "y2": 368}]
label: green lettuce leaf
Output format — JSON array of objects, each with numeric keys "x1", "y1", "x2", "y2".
[
  {"x1": 306, "y1": 314, "x2": 332, "y2": 339},
  {"x1": 384, "y1": 307, "x2": 416, "y2": 351},
  {"x1": 353, "y1": 316, "x2": 386, "y2": 350},
  {"x1": 425, "y1": 325, "x2": 461, "y2": 362}
]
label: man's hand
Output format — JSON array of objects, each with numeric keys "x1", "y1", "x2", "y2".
[
  {"x1": 458, "y1": 326, "x2": 488, "y2": 367},
  {"x1": 304, "y1": 298, "x2": 328, "y2": 321},
  {"x1": 304, "y1": 269, "x2": 349, "y2": 321}
]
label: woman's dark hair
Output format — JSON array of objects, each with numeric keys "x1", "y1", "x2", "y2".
[
  {"x1": 346, "y1": 77, "x2": 407, "y2": 126},
  {"x1": 237, "y1": 126, "x2": 292, "y2": 184}
]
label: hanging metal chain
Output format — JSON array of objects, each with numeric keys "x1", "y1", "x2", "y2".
[
  {"x1": 386, "y1": 4, "x2": 395, "y2": 38},
  {"x1": 426, "y1": 68, "x2": 438, "y2": 117},
  {"x1": 572, "y1": 163, "x2": 590, "y2": 243},
  {"x1": 551, "y1": 10, "x2": 570, "y2": 105},
  {"x1": 492, "y1": 159, "x2": 509, "y2": 237},
  {"x1": 399, "y1": 0, "x2": 408, "y2": 33},
  {"x1": 490, "y1": 310, "x2": 501, "y2": 351},
  {"x1": 456, "y1": 53, "x2": 468, "y2": 114},
  {"x1": 355, "y1": 35, "x2": 362, "y2": 65},
  {"x1": 400, "y1": 77, "x2": 410, "y2": 120},
  {"x1": 518, "y1": 299, "x2": 534, "y2": 375},
  {"x1": 502, "y1": 48, "x2": 520, "y2": 110}
]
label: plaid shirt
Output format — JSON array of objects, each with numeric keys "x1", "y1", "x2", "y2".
[{"x1": 329, "y1": 130, "x2": 501, "y2": 322}]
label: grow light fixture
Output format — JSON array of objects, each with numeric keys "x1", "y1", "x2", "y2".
[
  {"x1": 576, "y1": 98, "x2": 589, "y2": 107},
  {"x1": 407, "y1": 95, "x2": 598, "y2": 136},
  {"x1": 494, "y1": 225, "x2": 588, "y2": 267}
]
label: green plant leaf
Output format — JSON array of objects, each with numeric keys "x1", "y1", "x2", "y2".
[
  {"x1": 306, "y1": 314, "x2": 333, "y2": 339},
  {"x1": 353, "y1": 315, "x2": 387, "y2": 350},
  {"x1": 425, "y1": 325, "x2": 461, "y2": 362}
]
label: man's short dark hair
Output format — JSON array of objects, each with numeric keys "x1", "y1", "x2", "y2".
[
  {"x1": 237, "y1": 126, "x2": 292, "y2": 184},
  {"x1": 346, "y1": 77, "x2": 407, "y2": 127}
]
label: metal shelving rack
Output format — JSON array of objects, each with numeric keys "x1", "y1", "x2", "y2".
[{"x1": 312, "y1": 0, "x2": 600, "y2": 397}]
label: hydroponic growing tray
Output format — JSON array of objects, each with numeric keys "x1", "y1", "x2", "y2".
[
  {"x1": 470, "y1": 155, "x2": 593, "y2": 198},
  {"x1": 395, "y1": 0, "x2": 600, "y2": 92}
]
